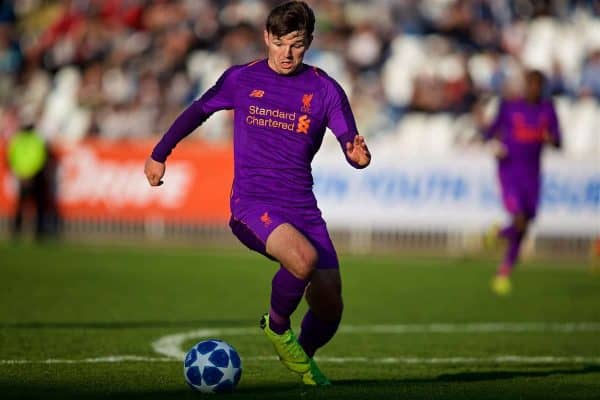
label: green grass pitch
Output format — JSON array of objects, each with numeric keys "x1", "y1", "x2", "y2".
[{"x1": 1, "y1": 241, "x2": 599, "y2": 399}]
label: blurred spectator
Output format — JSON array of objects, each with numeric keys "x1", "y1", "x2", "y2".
[
  {"x1": 0, "y1": 0, "x2": 597, "y2": 147},
  {"x1": 579, "y1": 49, "x2": 600, "y2": 100},
  {"x1": 0, "y1": 21, "x2": 22, "y2": 103},
  {"x1": 7, "y1": 123, "x2": 55, "y2": 240}
]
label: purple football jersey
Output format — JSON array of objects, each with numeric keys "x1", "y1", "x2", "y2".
[
  {"x1": 152, "y1": 59, "x2": 360, "y2": 209},
  {"x1": 485, "y1": 98, "x2": 562, "y2": 217},
  {"x1": 484, "y1": 98, "x2": 562, "y2": 177}
]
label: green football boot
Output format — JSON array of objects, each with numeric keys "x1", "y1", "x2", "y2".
[
  {"x1": 491, "y1": 275, "x2": 512, "y2": 296},
  {"x1": 483, "y1": 223, "x2": 502, "y2": 250},
  {"x1": 260, "y1": 313, "x2": 330, "y2": 386},
  {"x1": 302, "y1": 358, "x2": 331, "y2": 386}
]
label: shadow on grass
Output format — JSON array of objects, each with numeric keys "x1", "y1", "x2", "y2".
[
  {"x1": 334, "y1": 364, "x2": 600, "y2": 386},
  {"x1": 3, "y1": 365, "x2": 600, "y2": 400},
  {"x1": 433, "y1": 364, "x2": 600, "y2": 382},
  {"x1": 1, "y1": 383, "x2": 301, "y2": 400}
]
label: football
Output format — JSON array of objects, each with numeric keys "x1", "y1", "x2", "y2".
[{"x1": 183, "y1": 339, "x2": 242, "y2": 393}]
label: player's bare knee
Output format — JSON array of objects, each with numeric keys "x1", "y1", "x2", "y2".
[
  {"x1": 287, "y1": 247, "x2": 317, "y2": 280},
  {"x1": 295, "y1": 250, "x2": 318, "y2": 280}
]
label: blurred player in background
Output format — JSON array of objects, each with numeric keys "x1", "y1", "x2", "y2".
[
  {"x1": 144, "y1": 1, "x2": 370, "y2": 385},
  {"x1": 479, "y1": 69, "x2": 562, "y2": 295}
]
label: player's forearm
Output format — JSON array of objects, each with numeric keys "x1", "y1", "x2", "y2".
[
  {"x1": 151, "y1": 101, "x2": 208, "y2": 162},
  {"x1": 479, "y1": 101, "x2": 504, "y2": 142},
  {"x1": 481, "y1": 123, "x2": 500, "y2": 142}
]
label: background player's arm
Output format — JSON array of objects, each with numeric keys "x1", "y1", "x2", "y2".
[
  {"x1": 478, "y1": 99, "x2": 506, "y2": 142},
  {"x1": 475, "y1": 99, "x2": 508, "y2": 159},
  {"x1": 144, "y1": 66, "x2": 238, "y2": 187},
  {"x1": 543, "y1": 102, "x2": 562, "y2": 149}
]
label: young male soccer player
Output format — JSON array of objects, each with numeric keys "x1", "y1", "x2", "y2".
[
  {"x1": 144, "y1": 1, "x2": 371, "y2": 385},
  {"x1": 480, "y1": 69, "x2": 561, "y2": 295}
]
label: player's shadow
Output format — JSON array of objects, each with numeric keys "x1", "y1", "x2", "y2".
[
  {"x1": 0, "y1": 319, "x2": 256, "y2": 329},
  {"x1": 335, "y1": 363, "x2": 600, "y2": 385},
  {"x1": 433, "y1": 364, "x2": 600, "y2": 382}
]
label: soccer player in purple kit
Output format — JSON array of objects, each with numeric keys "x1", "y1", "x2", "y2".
[
  {"x1": 144, "y1": 1, "x2": 371, "y2": 385},
  {"x1": 479, "y1": 69, "x2": 561, "y2": 295}
]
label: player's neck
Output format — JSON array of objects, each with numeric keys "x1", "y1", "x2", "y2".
[{"x1": 525, "y1": 95, "x2": 542, "y2": 104}]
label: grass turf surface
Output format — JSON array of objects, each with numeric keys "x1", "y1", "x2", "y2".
[{"x1": 1, "y1": 241, "x2": 599, "y2": 399}]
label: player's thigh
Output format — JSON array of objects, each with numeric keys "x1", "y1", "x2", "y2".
[
  {"x1": 298, "y1": 215, "x2": 339, "y2": 270},
  {"x1": 522, "y1": 179, "x2": 541, "y2": 220},
  {"x1": 229, "y1": 206, "x2": 292, "y2": 261},
  {"x1": 500, "y1": 183, "x2": 521, "y2": 215},
  {"x1": 266, "y1": 223, "x2": 318, "y2": 279},
  {"x1": 229, "y1": 215, "x2": 275, "y2": 261},
  {"x1": 305, "y1": 269, "x2": 343, "y2": 321}
]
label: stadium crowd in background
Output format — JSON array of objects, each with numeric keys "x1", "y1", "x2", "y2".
[{"x1": 0, "y1": 0, "x2": 599, "y2": 146}]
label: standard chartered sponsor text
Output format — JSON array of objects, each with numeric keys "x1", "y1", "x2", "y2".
[{"x1": 246, "y1": 105, "x2": 297, "y2": 131}]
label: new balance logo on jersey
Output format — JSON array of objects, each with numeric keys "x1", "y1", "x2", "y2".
[
  {"x1": 250, "y1": 89, "x2": 265, "y2": 98},
  {"x1": 296, "y1": 115, "x2": 311, "y2": 134}
]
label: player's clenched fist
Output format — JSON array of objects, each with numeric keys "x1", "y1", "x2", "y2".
[{"x1": 144, "y1": 157, "x2": 165, "y2": 186}]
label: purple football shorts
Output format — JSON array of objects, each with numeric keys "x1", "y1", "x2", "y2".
[
  {"x1": 498, "y1": 170, "x2": 540, "y2": 219},
  {"x1": 229, "y1": 202, "x2": 339, "y2": 269}
]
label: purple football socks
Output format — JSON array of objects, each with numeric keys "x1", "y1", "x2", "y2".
[
  {"x1": 498, "y1": 223, "x2": 525, "y2": 276},
  {"x1": 298, "y1": 309, "x2": 341, "y2": 358},
  {"x1": 269, "y1": 266, "x2": 308, "y2": 334}
]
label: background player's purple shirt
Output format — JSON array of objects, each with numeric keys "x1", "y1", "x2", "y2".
[
  {"x1": 484, "y1": 98, "x2": 562, "y2": 177},
  {"x1": 152, "y1": 59, "x2": 360, "y2": 209}
]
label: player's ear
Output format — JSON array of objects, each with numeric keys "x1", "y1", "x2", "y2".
[{"x1": 263, "y1": 29, "x2": 270, "y2": 47}]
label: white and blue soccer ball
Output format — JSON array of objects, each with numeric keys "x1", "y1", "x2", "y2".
[{"x1": 183, "y1": 339, "x2": 242, "y2": 393}]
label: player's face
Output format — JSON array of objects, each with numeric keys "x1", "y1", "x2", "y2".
[
  {"x1": 525, "y1": 76, "x2": 542, "y2": 101},
  {"x1": 525, "y1": 73, "x2": 543, "y2": 102},
  {"x1": 264, "y1": 30, "x2": 311, "y2": 75}
]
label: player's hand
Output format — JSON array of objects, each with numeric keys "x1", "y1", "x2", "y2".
[
  {"x1": 346, "y1": 135, "x2": 371, "y2": 168},
  {"x1": 144, "y1": 157, "x2": 165, "y2": 186},
  {"x1": 490, "y1": 139, "x2": 508, "y2": 160},
  {"x1": 542, "y1": 130, "x2": 552, "y2": 144},
  {"x1": 542, "y1": 130, "x2": 558, "y2": 147},
  {"x1": 472, "y1": 100, "x2": 487, "y2": 129}
]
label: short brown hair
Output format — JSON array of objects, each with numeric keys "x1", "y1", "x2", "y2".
[{"x1": 266, "y1": 1, "x2": 315, "y2": 38}]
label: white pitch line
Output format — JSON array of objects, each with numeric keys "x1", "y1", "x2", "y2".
[
  {"x1": 0, "y1": 355, "x2": 173, "y2": 364},
  {"x1": 3, "y1": 355, "x2": 600, "y2": 366},
  {"x1": 340, "y1": 322, "x2": 600, "y2": 334},
  {"x1": 151, "y1": 322, "x2": 600, "y2": 360},
  {"x1": 4, "y1": 323, "x2": 600, "y2": 367}
]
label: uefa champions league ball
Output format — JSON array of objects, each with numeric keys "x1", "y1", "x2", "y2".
[{"x1": 184, "y1": 339, "x2": 242, "y2": 393}]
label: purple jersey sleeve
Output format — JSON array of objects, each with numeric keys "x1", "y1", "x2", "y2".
[
  {"x1": 545, "y1": 101, "x2": 562, "y2": 148},
  {"x1": 151, "y1": 66, "x2": 240, "y2": 162},
  {"x1": 483, "y1": 100, "x2": 507, "y2": 141},
  {"x1": 323, "y1": 76, "x2": 363, "y2": 168}
]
